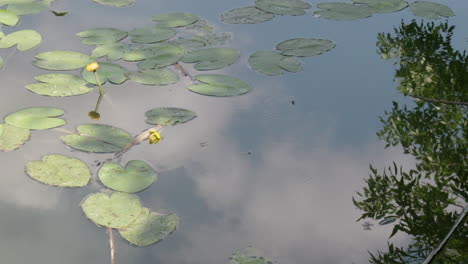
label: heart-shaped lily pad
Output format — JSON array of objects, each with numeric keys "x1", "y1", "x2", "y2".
[
  {"x1": 26, "y1": 73, "x2": 93, "y2": 96},
  {"x1": 145, "y1": 107, "x2": 196, "y2": 126},
  {"x1": 276, "y1": 38, "x2": 335, "y2": 57},
  {"x1": 152, "y1": 12, "x2": 200, "y2": 28},
  {"x1": 7, "y1": 0, "x2": 50, "y2": 15},
  {"x1": 352, "y1": 0, "x2": 408, "y2": 13},
  {"x1": 180, "y1": 47, "x2": 240, "y2": 70},
  {"x1": 127, "y1": 68, "x2": 178, "y2": 85},
  {"x1": 4, "y1": 107, "x2": 65, "y2": 130},
  {"x1": 314, "y1": 2, "x2": 374, "y2": 20},
  {"x1": 248, "y1": 51, "x2": 302, "y2": 76},
  {"x1": 76, "y1": 28, "x2": 128, "y2": 45},
  {"x1": 221, "y1": 6, "x2": 275, "y2": 24},
  {"x1": 123, "y1": 45, "x2": 183, "y2": 62},
  {"x1": 0, "y1": 123, "x2": 30, "y2": 152},
  {"x1": 119, "y1": 208, "x2": 178, "y2": 246},
  {"x1": 98, "y1": 160, "x2": 157, "y2": 193},
  {"x1": 0, "y1": 9, "x2": 19, "y2": 26},
  {"x1": 26, "y1": 154, "x2": 91, "y2": 187},
  {"x1": 61, "y1": 124, "x2": 132, "y2": 153},
  {"x1": 255, "y1": 0, "x2": 311, "y2": 16},
  {"x1": 409, "y1": 1, "x2": 455, "y2": 19},
  {"x1": 81, "y1": 62, "x2": 128, "y2": 85},
  {"x1": 91, "y1": 43, "x2": 131, "y2": 60},
  {"x1": 129, "y1": 26, "x2": 176, "y2": 44},
  {"x1": 188, "y1": 74, "x2": 252, "y2": 97},
  {"x1": 33, "y1": 51, "x2": 95, "y2": 70},
  {"x1": 0, "y1": 30, "x2": 41, "y2": 51},
  {"x1": 81, "y1": 192, "x2": 142, "y2": 228},
  {"x1": 92, "y1": 0, "x2": 134, "y2": 7}
]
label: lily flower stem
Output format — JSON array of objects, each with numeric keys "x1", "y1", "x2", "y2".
[
  {"x1": 94, "y1": 92, "x2": 104, "y2": 113},
  {"x1": 94, "y1": 71, "x2": 105, "y2": 96}
]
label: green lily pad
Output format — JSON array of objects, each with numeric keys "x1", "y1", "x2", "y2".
[
  {"x1": 92, "y1": 0, "x2": 134, "y2": 7},
  {"x1": 7, "y1": 0, "x2": 50, "y2": 15},
  {"x1": 91, "y1": 42, "x2": 131, "y2": 61},
  {"x1": 127, "y1": 68, "x2": 178, "y2": 85},
  {"x1": 221, "y1": 6, "x2": 275, "y2": 24},
  {"x1": 188, "y1": 74, "x2": 252, "y2": 97},
  {"x1": 33, "y1": 51, "x2": 95, "y2": 70},
  {"x1": 119, "y1": 208, "x2": 178, "y2": 246},
  {"x1": 81, "y1": 192, "x2": 142, "y2": 228},
  {"x1": 180, "y1": 47, "x2": 240, "y2": 70},
  {"x1": 26, "y1": 154, "x2": 91, "y2": 187},
  {"x1": 81, "y1": 62, "x2": 127, "y2": 85},
  {"x1": 61, "y1": 124, "x2": 132, "y2": 153},
  {"x1": 255, "y1": 0, "x2": 311, "y2": 16},
  {"x1": 76, "y1": 28, "x2": 128, "y2": 45},
  {"x1": 248, "y1": 51, "x2": 302, "y2": 76},
  {"x1": 0, "y1": 30, "x2": 41, "y2": 51},
  {"x1": 129, "y1": 26, "x2": 176, "y2": 44},
  {"x1": 230, "y1": 247, "x2": 272, "y2": 264},
  {"x1": 4, "y1": 107, "x2": 65, "y2": 130},
  {"x1": 26, "y1": 73, "x2": 93, "y2": 96},
  {"x1": 0, "y1": 0, "x2": 33, "y2": 5},
  {"x1": 352, "y1": 0, "x2": 408, "y2": 13},
  {"x1": 0, "y1": 123, "x2": 30, "y2": 152},
  {"x1": 123, "y1": 45, "x2": 183, "y2": 62},
  {"x1": 145, "y1": 107, "x2": 196, "y2": 126},
  {"x1": 276, "y1": 38, "x2": 335, "y2": 57},
  {"x1": 152, "y1": 12, "x2": 200, "y2": 28},
  {"x1": 314, "y1": 2, "x2": 373, "y2": 20},
  {"x1": 98, "y1": 160, "x2": 157, "y2": 193},
  {"x1": 0, "y1": 9, "x2": 19, "y2": 26},
  {"x1": 409, "y1": 1, "x2": 455, "y2": 19}
]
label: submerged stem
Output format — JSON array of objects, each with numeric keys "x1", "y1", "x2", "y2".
[{"x1": 108, "y1": 227, "x2": 115, "y2": 264}]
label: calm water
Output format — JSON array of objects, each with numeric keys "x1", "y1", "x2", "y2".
[{"x1": 0, "y1": 0, "x2": 467, "y2": 263}]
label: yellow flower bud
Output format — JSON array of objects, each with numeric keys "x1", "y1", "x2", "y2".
[
  {"x1": 88, "y1": 111, "x2": 100, "y2": 120},
  {"x1": 148, "y1": 130, "x2": 161, "y2": 144},
  {"x1": 86, "y1": 62, "x2": 99, "y2": 72}
]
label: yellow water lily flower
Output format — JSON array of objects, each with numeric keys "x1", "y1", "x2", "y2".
[
  {"x1": 88, "y1": 111, "x2": 100, "y2": 120},
  {"x1": 86, "y1": 62, "x2": 99, "y2": 72},
  {"x1": 148, "y1": 130, "x2": 161, "y2": 144}
]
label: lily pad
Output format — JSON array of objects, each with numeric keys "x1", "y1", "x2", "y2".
[
  {"x1": 180, "y1": 47, "x2": 240, "y2": 70},
  {"x1": 0, "y1": 123, "x2": 30, "y2": 152},
  {"x1": 248, "y1": 51, "x2": 302, "y2": 76},
  {"x1": 0, "y1": 30, "x2": 41, "y2": 51},
  {"x1": 76, "y1": 28, "x2": 127, "y2": 45},
  {"x1": 98, "y1": 160, "x2": 157, "y2": 193},
  {"x1": 81, "y1": 192, "x2": 142, "y2": 228},
  {"x1": 33, "y1": 51, "x2": 95, "y2": 70},
  {"x1": 314, "y1": 2, "x2": 373, "y2": 20},
  {"x1": 119, "y1": 208, "x2": 178, "y2": 246},
  {"x1": 255, "y1": 0, "x2": 311, "y2": 16},
  {"x1": 61, "y1": 124, "x2": 132, "y2": 153},
  {"x1": 26, "y1": 73, "x2": 93, "y2": 96},
  {"x1": 91, "y1": 42, "x2": 131, "y2": 61},
  {"x1": 0, "y1": 9, "x2": 19, "y2": 25},
  {"x1": 123, "y1": 45, "x2": 183, "y2": 62},
  {"x1": 152, "y1": 12, "x2": 200, "y2": 28},
  {"x1": 92, "y1": 0, "x2": 134, "y2": 7},
  {"x1": 129, "y1": 26, "x2": 176, "y2": 44},
  {"x1": 352, "y1": 0, "x2": 408, "y2": 13},
  {"x1": 188, "y1": 74, "x2": 252, "y2": 97},
  {"x1": 127, "y1": 68, "x2": 178, "y2": 85},
  {"x1": 220, "y1": 6, "x2": 275, "y2": 24},
  {"x1": 230, "y1": 247, "x2": 273, "y2": 264},
  {"x1": 145, "y1": 107, "x2": 196, "y2": 126},
  {"x1": 7, "y1": 0, "x2": 50, "y2": 15},
  {"x1": 25, "y1": 154, "x2": 91, "y2": 187},
  {"x1": 276, "y1": 38, "x2": 335, "y2": 57},
  {"x1": 409, "y1": 1, "x2": 455, "y2": 19},
  {"x1": 81, "y1": 62, "x2": 127, "y2": 85},
  {"x1": 4, "y1": 107, "x2": 65, "y2": 130}
]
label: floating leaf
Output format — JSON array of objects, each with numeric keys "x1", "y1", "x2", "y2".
[
  {"x1": 129, "y1": 26, "x2": 176, "y2": 44},
  {"x1": 0, "y1": 9, "x2": 19, "y2": 26},
  {"x1": 180, "y1": 47, "x2": 240, "y2": 70},
  {"x1": 255, "y1": 0, "x2": 311, "y2": 16},
  {"x1": 127, "y1": 68, "x2": 178, "y2": 85},
  {"x1": 352, "y1": 0, "x2": 408, "y2": 13},
  {"x1": 76, "y1": 28, "x2": 127, "y2": 45},
  {"x1": 119, "y1": 208, "x2": 178, "y2": 246},
  {"x1": 409, "y1": 1, "x2": 455, "y2": 19},
  {"x1": 25, "y1": 154, "x2": 91, "y2": 187},
  {"x1": 314, "y1": 2, "x2": 373, "y2": 20},
  {"x1": 152, "y1": 12, "x2": 200, "y2": 28},
  {"x1": 221, "y1": 6, "x2": 275, "y2": 24},
  {"x1": 145, "y1": 107, "x2": 196, "y2": 126},
  {"x1": 123, "y1": 45, "x2": 183, "y2": 62},
  {"x1": 189, "y1": 74, "x2": 252, "y2": 97},
  {"x1": 26, "y1": 73, "x2": 93, "y2": 96},
  {"x1": 231, "y1": 247, "x2": 272, "y2": 264},
  {"x1": 7, "y1": 0, "x2": 50, "y2": 15},
  {"x1": 98, "y1": 160, "x2": 157, "y2": 193},
  {"x1": 248, "y1": 51, "x2": 302, "y2": 76},
  {"x1": 4, "y1": 107, "x2": 65, "y2": 130},
  {"x1": 51, "y1": 10, "x2": 68, "y2": 16},
  {"x1": 33, "y1": 51, "x2": 95, "y2": 70},
  {"x1": 81, "y1": 192, "x2": 142, "y2": 228},
  {"x1": 92, "y1": 0, "x2": 134, "y2": 7},
  {"x1": 61, "y1": 124, "x2": 132, "y2": 153},
  {"x1": 276, "y1": 38, "x2": 335, "y2": 57},
  {"x1": 0, "y1": 30, "x2": 41, "y2": 51},
  {"x1": 0, "y1": 123, "x2": 30, "y2": 151},
  {"x1": 81, "y1": 62, "x2": 127, "y2": 85},
  {"x1": 91, "y1": 42, "x2": 131, "y2": 61}
]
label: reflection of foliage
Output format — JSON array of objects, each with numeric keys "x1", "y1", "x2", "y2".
[{"x1": 354, "y1": 20, "x2": 467, "y2": 264}]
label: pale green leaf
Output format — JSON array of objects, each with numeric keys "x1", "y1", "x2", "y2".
[{"x1": 26, "y1": 73, "x2": 93, "y2": 96}]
